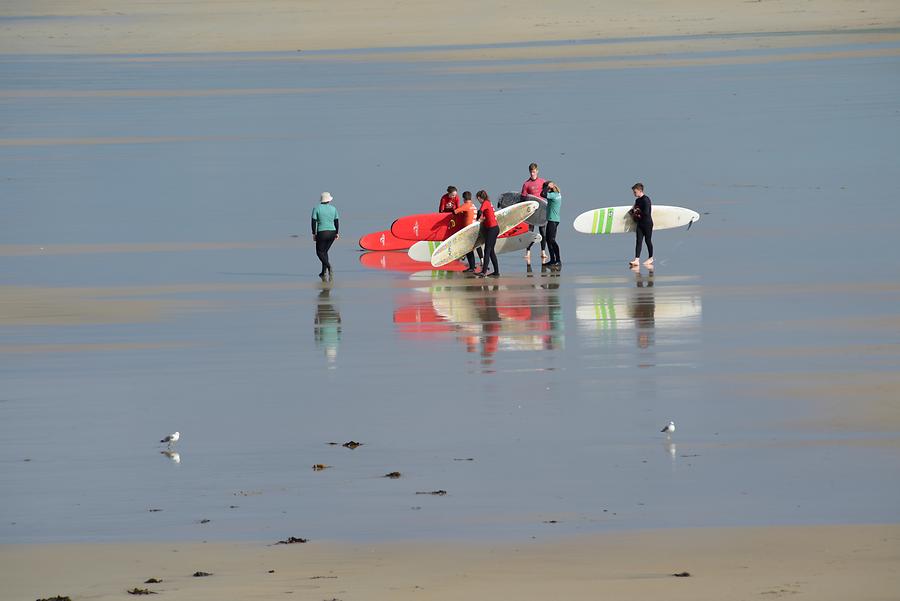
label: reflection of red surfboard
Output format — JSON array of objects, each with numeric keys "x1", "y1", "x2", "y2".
[
  {"x1": 359, "y1": 251, "x2": 467, "y2": 272},
  {"x1": 359, "y1": 230, "x2": 412, "y2": 251},
  {"x1": 393, "y1": 303, "x2": 455, "y2": 335}
]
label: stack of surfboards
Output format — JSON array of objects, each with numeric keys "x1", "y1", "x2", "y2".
[{"x1": 358, "y1": 193, "x2": 542, "y2": 267}]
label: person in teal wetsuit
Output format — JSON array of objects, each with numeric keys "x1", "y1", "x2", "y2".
[
  {"x1": 312, "y1": 191, "x2": 340, "y2": 279},
  {"x1": 542, "y1": 181, "x2": 562, "y2": 268}
]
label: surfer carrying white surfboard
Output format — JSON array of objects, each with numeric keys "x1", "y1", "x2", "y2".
[
  {"x1": 476, "y1": 190, "x2": 500, "y2": 277},
  {"x1": 456, "y1": 191, "x2": 483, "y2": 272},
  {"x1": 522, "y1": 162, "x2": 549, "y2": 265},
  {"x1": 629, "y1": 183, "x2": 654, "y2": 267}
]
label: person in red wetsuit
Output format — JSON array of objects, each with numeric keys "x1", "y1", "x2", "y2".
[
  {"x1": 455, "y1": 190, "x2": 482, "y2": 272},
  {"x1": 476, "y1": 189, "x2": 500, "y2": 277},
  {"x1": 438, "y1": 186, "x2": 460, "y2": 213},
  {"x1": 521, "y1": 162, "x2": 548, "y2": 264}
]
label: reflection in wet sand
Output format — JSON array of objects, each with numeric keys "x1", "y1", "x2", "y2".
[
  {"x1": 576, "y1": 278, "x2": 701, "y2": 340},
  {"x1": 314, "y1": 287, "x2": 341, "y2": 365},
  {"x1": 576, "y1": 272, "x2": 702, "y2": 366},
  {"x1": 394, "y1": 278, "x2": 564, "y2": 367}
]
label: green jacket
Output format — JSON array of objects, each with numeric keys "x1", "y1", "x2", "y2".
[{"x1": 546, "y1": 191, "x2": 561, "y2": 222}]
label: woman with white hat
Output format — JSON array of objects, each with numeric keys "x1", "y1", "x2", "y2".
[{"x1": 312, "y1": 191, "x2": 340, "y2": 279}]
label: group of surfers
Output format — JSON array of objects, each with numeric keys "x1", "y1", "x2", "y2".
[
  {"x1": 310, "y1": 162, "x2": 655, "y2": 279},
  {"x1": 436, "y1": 162, "x2": 562, "y2": 277}
]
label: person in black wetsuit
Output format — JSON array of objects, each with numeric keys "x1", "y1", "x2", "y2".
[{"x1": 629, "y1": 182, "x2": 654, "y2": 267}]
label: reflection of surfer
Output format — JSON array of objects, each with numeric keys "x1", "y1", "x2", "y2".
[
  {"x1": 476, "y1": 190, "x2": 500, "y2": 277},
  {"x1": 312, "y1": 192, "x2": 340, "y2": 280},
  {"x1": 522, "y1": 162, "x2": 548, "y2": 264},
  {"x1": 475, "y1": 290, "x2": 501, "y2": 363},
  {"x1": 629, "y1": 182, "x2": 654, "y2": 267},
  {"x1": 314, "y1": 288, "x2": 342, "y2": 363},
  {"x1": 456, "y1": 191, "x2": 483, "y2": 272},
  {"x1": 631, "y1": 268, "x2": 655, "y2": 348}
]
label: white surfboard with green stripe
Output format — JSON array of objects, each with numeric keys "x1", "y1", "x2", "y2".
[{"x1": 572, "y1": 205, "x2": 700, "y2": 234}]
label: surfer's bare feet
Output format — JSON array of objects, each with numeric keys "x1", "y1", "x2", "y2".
[
  {"x1": 629, "y1": 258, "x2": 640, "y2": 266},
  {"x1": 643, "y1": 258, "x2": 654, "y2": 266},
  {"x1": 524, "y1": 250, "x2": 531, "y2": 263},
  {"x1": 542, "y1": 250, "x2": 549, "y2": 262}
]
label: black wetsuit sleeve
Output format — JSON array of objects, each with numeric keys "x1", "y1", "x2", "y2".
[
  {"x1": 635, "y1": 196, "x2": 652, "y2": 223},
  {"x1": 334, "y1": 218, "x2": 339, "y2": 235},
  {"x1": 311, "y1": 218, "x2": 317, "y2": 236}
]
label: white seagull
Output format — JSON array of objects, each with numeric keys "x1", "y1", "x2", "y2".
[
  {"x1": 160, "y1": 431, "x2": 180, "y2": 448},
  {"x1": 661, "y1": 421, "x2": 675, "y2": 436}
]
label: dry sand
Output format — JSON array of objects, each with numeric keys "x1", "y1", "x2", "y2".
[
  {"x1": 2, "y1": 0, "x2": 899, "y2": 55},
  {"x1": 3, "y1": 525, "x2": 899, "y2": 601}
]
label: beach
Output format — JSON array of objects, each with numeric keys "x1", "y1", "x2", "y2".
[
  {"x1": 2, "y1": 0, "x2": 900, "y2": 598},
  {"x1": 6, "y1": 525, "x2": 900, "y2": 600}
]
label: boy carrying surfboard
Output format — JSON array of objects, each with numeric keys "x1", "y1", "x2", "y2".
[{"x1": 629, "y1": 183, "x2": 654, "y2": 267}]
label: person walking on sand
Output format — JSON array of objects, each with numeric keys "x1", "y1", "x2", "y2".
[
  {"x1": 476, "y1": 190, "x2": 500, "y2": 277},
  {"x1": 542, "y1": 180, "x2": 562, "y2": 268},
  {"x1": 629, "y1": 182, "x2": 653, "y2": 267},
  {"x1": 521, "y1": 162, "x2": 548, "y2": 265},
  {"x1": 456, "y1": 190, "x2": 482, "y2": 272},
  {"x1": 438, "y1": 186, "x2": 460, "y2": 213},
  {"x1": 312, "y1": 191, "x2": 340, "y2": 279}
]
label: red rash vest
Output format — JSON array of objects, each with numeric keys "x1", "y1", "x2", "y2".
[
  {"x1": 480, "y1": 199, "x2": 498, "y2": 228},
  {"x1": 439, "y1": 194, "x2": 460, "y2": 213},
  {"x1": 521, "y1": 177, "x2": 546, "y2": 198}
]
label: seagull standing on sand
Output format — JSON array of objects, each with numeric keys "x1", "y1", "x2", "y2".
[
  {"x1": 661, "y1": 421, "x2": 675, "y2": 436},
  {"x1": 160, "y1": 431, "x2": 180, "y2": 448}
]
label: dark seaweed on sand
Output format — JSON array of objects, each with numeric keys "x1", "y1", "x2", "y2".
[
  {"x1": 275, "y1": 536, "x2": 308, "y2": 544},
  {"x1": 127, "y1": 588, "x2": 157, "y2": 595},
  {"x1": 192, "y1": 571, "x2": 213, "y2": 577}
]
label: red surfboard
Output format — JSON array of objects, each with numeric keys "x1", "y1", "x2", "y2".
[
  {"x1": 359, "y1": 251, "x2": 467, "y2": 273},
  {"x1": 391, "y1": 213, "x2": 531, "y2": 242},
  {"x1": 359, "y1": 229, "x2": 412, "y2": 251},
  {"x1": 391, "y1": 213, "x2": 465, "y2": 241}
]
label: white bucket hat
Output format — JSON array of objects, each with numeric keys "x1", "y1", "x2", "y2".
[{"x1": 320, "y1": 192, "x2": 333, "y2": 203}]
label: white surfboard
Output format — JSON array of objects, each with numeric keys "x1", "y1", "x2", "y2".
[
  {"x1": 408, "y1": 232, "x2": 541, "y2": 263},
  {"x1": 498, "y1": 192, "x2": 548, "y2": 225},
  {"x1": 430, "y1": 201, "x2": 538, "y2": 267},
  {"x1": 573, "y1": 205, "x2": 700, "y2": 234}
]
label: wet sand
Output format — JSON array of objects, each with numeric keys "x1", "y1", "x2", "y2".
[
  {"x1": 4, "y1": 525, "x2": 899, "y2": 600},
  {"x1": 3, "y1": 0, "x2": 899, "y2": 55},
  {"x1": 2, "y1": 0, "x2": 899, "y2": 596}
]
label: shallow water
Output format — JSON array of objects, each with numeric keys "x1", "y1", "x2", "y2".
[{"x1": 1, "y1": 35, "x2": 899, "y2": 542}]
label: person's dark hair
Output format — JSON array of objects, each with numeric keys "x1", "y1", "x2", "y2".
[
  {"x1": 632, "y1": 182, "x2": 644, "y2": 192},
  {"x1": 546, "y1": 180, "x2": 559, "y2": 193},
  {"x1": 540, "y1": 181, "x2": 550, "y2": 198},
  {"x1": 476, "y1": 190, "x2": 489, "y2": 201},
  {"x1": 447, "y1": 185, "x2": 458, "y2": 193},
  {"x1": 462, "y1": 190, "x2": 472, "y2": 201},
  {"x1": 528, "y1": 162, "x2": 539, "y2": 171}
]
